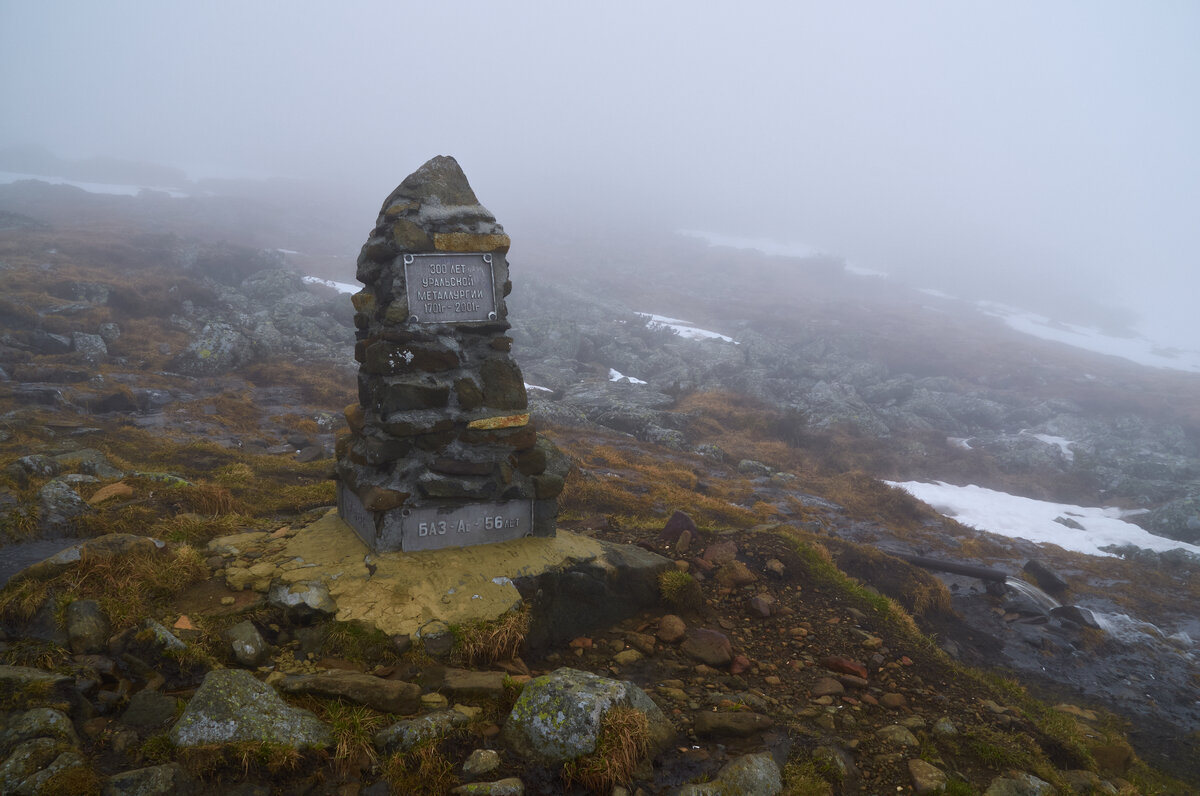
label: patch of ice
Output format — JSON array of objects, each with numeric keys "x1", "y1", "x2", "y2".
[
  {"x1": 947, "y1": 437, "x2": 973, "y2": 450},
  {"x1": 887, "y1": 480, "x2": 1200, "y2": 559},
  {"x1": 608, "y1": 368, "x2": 647, "y2": 385},
  {"x1": 524, "y1": 382, "x2": 553, "y2": 393},
  {"x1": 302, "y1": 275, "x2": 358, "y2": 294}
]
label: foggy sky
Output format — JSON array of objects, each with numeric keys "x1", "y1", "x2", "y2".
[{"x1": 2, "y1": 2, "x2": 1197, "y2": 346}]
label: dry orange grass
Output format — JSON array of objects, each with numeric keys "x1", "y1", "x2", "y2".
[
  {"x1": 562, "y1": 706, "x2": 652, "y2": 793},
  {"x1": 552, "y1": 435, "x2": 775, "y2": 529},
  {"x1": 0, "y1": 543, "x2": 208, "y2": 630}
]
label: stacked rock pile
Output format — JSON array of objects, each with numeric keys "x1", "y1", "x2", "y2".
[{"x1": 335, "y1": 156, "x2": 566, "y2": 552}]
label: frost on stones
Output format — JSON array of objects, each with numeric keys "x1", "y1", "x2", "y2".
[{"x1": 335, "y1": 156, "x2": 566, "y2": 552}]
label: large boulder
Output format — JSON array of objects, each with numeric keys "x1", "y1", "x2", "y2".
[
  {"x1": 1137, "y1": 494, "x2": 1200, "y2": 544},
  {"x1": 502, "y1": 668, "x2": 673, "y2": 765},
  {"x1": 171, "y1": 322, "x2": 253, "y2": 376},
  {"x1": 37, "y1": 479, "x2": 92, "y2": 535},
  {"x1": 169, "y1": 669, "x2": 331, "y2": 749}
]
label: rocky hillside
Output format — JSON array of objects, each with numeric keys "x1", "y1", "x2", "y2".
[{"x1": 0, "y1": 182, "x2": 1196, "y2": 794}]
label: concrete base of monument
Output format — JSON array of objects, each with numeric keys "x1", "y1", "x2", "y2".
[
  {"x1": 226, "y1": 509, "x2": 670, "y2": 642},
  {"x1": 337, "y1": 482, "x2": 556, "y2": 553}
]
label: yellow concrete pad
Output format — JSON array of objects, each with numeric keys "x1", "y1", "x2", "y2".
[{"x1": 276, "y1": 509, "x2": 605, "y2": 637}]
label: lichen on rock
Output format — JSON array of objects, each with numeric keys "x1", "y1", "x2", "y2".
[{"x1": 501, "y1": 667, "x2": 673, "y2": 765}]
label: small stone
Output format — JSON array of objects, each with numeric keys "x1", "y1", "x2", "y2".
[
  {"x1": 692, "y1": 710, "x2": 774, "y2": 737},
  {"x1": 450, "y1": 778, "x2": 525, "y2": 796},
  {"x1": 729, "y1": 654, "x2": 752, "y2": 675},
  {"x1": 227, "y1": 620, "x2": 269, "y2": 668},
  {"x1": 880, "y1": 692, "x2": 907, "y2": 710},
  {"x1": 908, "y1": 759, "x2": 948, "y2": 794},
  {"x1": 461, "y1": 748, "x2": 502, "y2": 781},
  {"x1": 87, "y1": 481, "x2": 133, "y2": 506},
  {"x1": 658, "y1": 510, "x2": 697, "y2": 545},
  {"x1": 613, "y1": 648, "x2": 644, "y2": 667},
  {"x1": 66, "y1": 599, "x2": 110, "y2": 654},
  {"x1": 701, "y1": 540, "x2": 738, "y2": 565},
  {"x1": 676, "y1": 529, "x2": 693, "y2": 554},
  {"x1": 681, "y1": 628, "x2": 733, "y2": 666},
  {"x1": 747, "y1": 593, "x2": 775, "y2": 617},
  {"x1": 810, "y1": 677, "x2": 845, "y2": 697},
  {"x1": 933, "y1": 717, "x2": 958, "y2": 737},
  {"x1": 657, "y1": 615, "x2": 687, "y2": 644},
  {"x1": 877, "y1": 724, "x2": 919, "y2": 746},
  {"x1": 716, "y1": 560, "x2": 757, "y2": 587},
  {"x1": 765, "y1": 558, "x2": 786, "y2": 578},
  {"x1": 820, "y1": 656, "x2": 868, "y2": 679},
  {"x1": 626, "y1": 632, "x2": 656, "y2": 655},
  {"x1": 421, "y1": 692, "x2": 449, "y2": 710}
]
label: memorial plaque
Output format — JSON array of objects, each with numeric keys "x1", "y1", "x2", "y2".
[
  {"x1": 404, "y1": 253, "x2": 498, "y2": 324},
  {"x1": 385, "y1": 500, "x2": 535, "y2": 553}
]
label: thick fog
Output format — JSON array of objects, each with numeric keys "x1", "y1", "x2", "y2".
[{"x1": 2, "y1": 2, "x2": 1197, "y2": 346}]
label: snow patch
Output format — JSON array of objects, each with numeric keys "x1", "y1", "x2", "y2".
[
  {"x1": 979, "y1": 302, "x2": 1200, "y2": 374},
  {"x1": 636, "y1": 312, "x2": 737, "y2": 344},
  {"x1": 887, "y1": 480, "x2": 1200, "y2": 559},
  {"x1": 302, "y1": 275, "x2": 358, "y2": 294},
  {"x1": 608, "y1": 368, "x2": 647, "y2": 385},
  {"x1": 1021, "y1": 431, "x2": 1076, "y2": 462},
  {"x1": 524, "y1": 382, "x2": 553, "y2": 393}
]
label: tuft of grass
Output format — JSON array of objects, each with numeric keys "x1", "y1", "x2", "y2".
[
  {"x1": 658, "y1": 570, "x2": 703, "y2": 610},
  {"x1": 562, "y1": 706, "x2": 651, "y2": 793},
  {"x1": 382, "y1": 740, "x2": 458, "y2": 795},
  {"x1": 0, "y1": 639, "x2": 71, "y2": 671},
  {"x1": 452, "y1": 606, "x2": 530, "y2": 667},
  {"x1": 176, "y1": 741, "x2": 306, "y2": 779},
  {"x1": 324, "y1": 621, "x2": 401, "y2": 666},
  {"x1": 0, "y1": 500, "x2": 40, "y2": 542},
  {"x1": 148, "y1": 512, "x2": 245, "y2": 545},
  {"x1": 317, "y1": 700, "x2": 385, "y2": 776},
  {"x1": 781, "y1": 759, "x2": 836, "y2": 796}
]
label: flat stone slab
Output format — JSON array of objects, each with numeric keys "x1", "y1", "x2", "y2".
[{"x1": 223, "y1": 509, "x2": 652, "y2": 639}]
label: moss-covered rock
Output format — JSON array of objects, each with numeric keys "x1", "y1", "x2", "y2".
[
  {"x1": 169, "y1": 669, "x2": 331, "y2": 750},
  {"x1": 501, "y1": 667, "x2": 673, "y2": 765}
]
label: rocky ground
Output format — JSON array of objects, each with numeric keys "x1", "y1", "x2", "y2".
[{"x1": 0, "y1": 183, "x2": 1197, "y2": 793}]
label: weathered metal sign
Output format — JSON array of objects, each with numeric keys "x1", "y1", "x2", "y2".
[
  {"x1": 389, "y1": 500, "x2": 534, "y2": 553},
  {"x1": 338, "y1": 482, "x2": 534, "y2": 553},
  {"x1": 403, "y1": 253, "x2": 497, "y2": 324}
]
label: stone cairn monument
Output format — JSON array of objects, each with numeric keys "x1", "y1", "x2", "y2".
[{"x1": 335, "y1": 156, "x2": 566, "y2": 552}]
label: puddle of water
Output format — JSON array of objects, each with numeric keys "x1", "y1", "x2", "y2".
[{"x1": 0, "y1": 538, "x2": 79, "y2": 587}]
